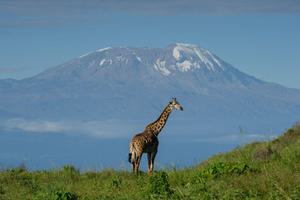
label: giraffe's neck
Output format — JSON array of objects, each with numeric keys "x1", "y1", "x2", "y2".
[{"x1": 145, "y1": 104, "x2": 173, "y2": 136}]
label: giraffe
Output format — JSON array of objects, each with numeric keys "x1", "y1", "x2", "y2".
[{"x1": 128, "y1": 98, "x2": 183, "y2": 175}]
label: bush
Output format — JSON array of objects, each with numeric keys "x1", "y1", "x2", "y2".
[
  {"x1": 60, "y1": 165, "x2": 80, "y2": 180},
  {"x1": 0, "y1": 184, "x2": 5, "y2": 195},
  {"x1": 33, "y1": 190, "x2": 78, "y2": 200},
  {"x1": 253, "y1": 144, "x2": 273, "y2": 161},
  {"x1": 53, "y1": 190, "x2": 78, "y2": 200},
  {"x1": 61, "y1": 165, "x2": 80, "y2": 175},
  {"x1": 110, "y1": 176, "x2": 122, "y2": 188},
  {"x1": 18, "y1": 174, "x2": 39, "y2": 192},
  {"x1": 7, "y1": 165, "x2": 27, "y2": 174},
  {"x1": 200, "y1": 162, "x2": 250, "y2": 179},
  {"x1": 147, "y1": 171, "x2": 172, "y2": 197}
]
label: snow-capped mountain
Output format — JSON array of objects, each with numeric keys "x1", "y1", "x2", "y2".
[
  {"x1": 35, "y1": 43, "x2": 258, "y2": 85},
  {"x1": 1, "y1": 43, "x2": 300, "y2": 136}
]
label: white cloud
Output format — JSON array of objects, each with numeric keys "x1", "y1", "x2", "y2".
[
  {"x1": 4, "y1": 118, "x2": 67, "y2": 133},
  {"x1": 1, "y1": 118, "x2": 135, "y2": 138},
  {"x1": 194, "y1": 133, "x2": 277, "y2": 144},
  {"x1": 0, "y1": 118, "x2": 278, "y2": 142}
]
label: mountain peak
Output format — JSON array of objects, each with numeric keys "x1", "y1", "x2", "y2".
[
  {"x1": 35, "y1": 43, "x2": 254, "y2": 86},
  {"x1": 172, "y1": 42, "x2": 199, "y2": 48},
  {"x1": 76, "y1": 43, "x2": 224, "y2": 74},
  {"x1": 156, "y1": 42, "x2": 224, "y2": 74},
  {"x1": 79, "y1": 47, "x2": 113, "y2": 58}
]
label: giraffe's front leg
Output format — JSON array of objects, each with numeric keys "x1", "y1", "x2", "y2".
[
  {"x1": 147, "y1": 153, "x2": 152, "y2": 175},
  {"x1": 148, "y1": 151, "x2": 157, "y2": 175}
]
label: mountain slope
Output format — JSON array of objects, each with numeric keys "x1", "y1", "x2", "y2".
[{"x1": 0, "y1": 43, "x2": 300, "y2": 137}]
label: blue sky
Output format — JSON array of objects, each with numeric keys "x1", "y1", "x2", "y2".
[{"x1": 0, "y1": 0, "x2": 300, "y2": 88}]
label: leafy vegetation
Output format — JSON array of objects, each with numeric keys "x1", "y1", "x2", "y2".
[{"x1": 1, "y1": 124, "x2": 300, "y2": 199}]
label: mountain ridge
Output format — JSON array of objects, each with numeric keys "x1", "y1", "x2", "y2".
[
  {"x1": 33, "y1": 43, "x2": 259, "y2": 84},
  {"x1": 0, "y1": 43, "x2": 299, "y2": 137}
]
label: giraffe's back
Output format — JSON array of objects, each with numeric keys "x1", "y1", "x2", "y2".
[{"x1": 130, "y1": 132, "x2": 159, "y2": 154}]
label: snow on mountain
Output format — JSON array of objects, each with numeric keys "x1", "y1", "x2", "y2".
[
  {"x1": 33, "y1": 43, "x2": 260, "y2": 88},
  {"x1": 171, "y1": 43, "x2": 223, "y2": 72}
]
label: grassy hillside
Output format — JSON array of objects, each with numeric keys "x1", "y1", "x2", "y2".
[{"x1": 1, "y1": 124, "x2": 300, "y2": 200}]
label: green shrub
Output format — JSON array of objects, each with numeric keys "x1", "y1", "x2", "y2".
[
  {"x1": 84, "y1": 171, "x2": 97, "y2": 179},
  {"x1": 7, "y1": 165, "x2": 27, "y2": 174},
  {"x1": 60, "y1": 165, "x2": 80, "y2": 180},
  {"x1": 61, "y1": 165, "x2": 80, "y2": 175},
  {"x1": 53, "y1": 190, "x2": 78, "y2": 200},
  {"x1": 18, "y1": 174, "x2": 39, "y2": 192},
  {"x1": 0, "y1": 184, "x2": 4, "y2": 195},
  {"x1": 110, "y1": 176, "x2": 122, "y2": 188},
  {"x1": 33, "y1": 190, "x2": 78, "y2": 200},
  {"x1": 147, "y1": 171, "x2": 172, "y2": 197},
  {"x1": 191, "y1": 175, "x2": 208, "y2": 193},
  {"x1": 200, "y1": 162, "x2": 251, "y2": 179}
]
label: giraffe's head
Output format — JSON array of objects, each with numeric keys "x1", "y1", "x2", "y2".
[{"x1": 169, "y1": 98, "x2": 183, "y2": 111}]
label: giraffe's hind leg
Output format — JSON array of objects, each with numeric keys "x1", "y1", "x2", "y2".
[
  {"x1": 135, "y1": 154, "x2": 142, "y2": 174},
  {"x1": 132, "y1": 162, "x2": 136, "y2": 173}
]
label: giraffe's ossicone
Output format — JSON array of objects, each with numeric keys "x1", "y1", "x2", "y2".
[{"x1": 128, "y1": 98, "x2": 183, "y2": 175}]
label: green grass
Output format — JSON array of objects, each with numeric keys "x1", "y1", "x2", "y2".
[{"x1": 1, "y1": 124, "x2": 300, "y2": 200}]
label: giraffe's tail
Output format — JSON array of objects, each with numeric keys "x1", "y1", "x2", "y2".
[
  {"x1": 128, "y1": 143, "x2": 137, "y2": 164},
  {"x1": 128, "y1": 153, "x2": 132, "y2": 163}
]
